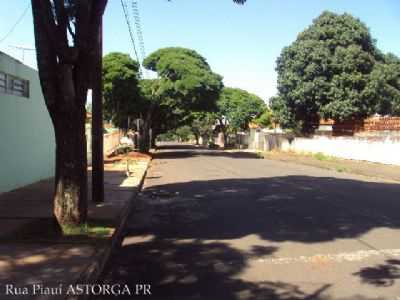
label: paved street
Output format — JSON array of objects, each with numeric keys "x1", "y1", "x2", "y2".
[{"x1": 101, "y1": 144, "x2": 400, "y2": 300}]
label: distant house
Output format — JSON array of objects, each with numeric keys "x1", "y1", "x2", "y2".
[{"x1": 0, "y1": 51, "x2": 55, "y2": 193}]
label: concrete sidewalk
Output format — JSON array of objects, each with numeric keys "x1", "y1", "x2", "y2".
[{"x1": 0, "y1": 152, "x2": 151, "y2": 300}]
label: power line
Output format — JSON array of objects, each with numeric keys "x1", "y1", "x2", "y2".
[
  {"x1": 0, "y1": 4, "x2": 30, "y2": 44},
  {"x1": 120, "y1": 0, "x2": 143, "y2": 77},
  {"x1": 131, "y1": 0, "x2": 149, "y2": 78},
  {"x1": 131, "y1": 2, "x2": 146, "y2": 60}
]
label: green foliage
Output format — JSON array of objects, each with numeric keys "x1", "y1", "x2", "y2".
[
  {"x1": 174, "y1": 126, "x2": 195, "y2": 141},
  {"x1": 188, "y1": 111, "x2": 217, "y2": 141},
  {"x1": 270, "y1": 95, "x2": 301, "y2": 132},
  {"x1": 138, "y1": 79, "x2": 162, "y2": 104},
  {"x1": 217, "y1": 87, "x2": 266, "y2": 131},
  {"x1": 61, "y1": 222, "x2": 112, "y2": 238},
  {"x1": 253, "y1": 109, "x2": 273, "y2": 128},
  {"x1": 137, "y1": 78, "x2": 164, "y2": 123},
  {"x1": 313, "y1": 152, "x2": 331, "y2": 161},
  {"x1": 370, "y1": 53, "x2": 400, "y2": 115},
  {"x1": 274, "y1": 11, "x2": 399, "y2": 134},
  {"x1": 143, "y1": 47, "x2": 223, "y2": 113},
  {"x1": 102, "y1": 52, "x2": 140, "y2": 129}
]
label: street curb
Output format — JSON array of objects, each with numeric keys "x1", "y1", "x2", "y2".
[{"x1": 66, "y1": 159, "x2": 151, "y2": 300}]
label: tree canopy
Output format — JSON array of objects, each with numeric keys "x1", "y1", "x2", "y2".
[
  {"x1": 273, "y1": 11, "x2": 400, "y2": 134},
  {"x1": 187, "y1": 111, "x2": 217, "y2": 143},
  {"x1": 103, "y1": 52, "x2": 140, "y2": 129},
  {"x1": 102, "y1": 47, "x2": 224, "y2": 151},
  {"x1": 253, "y1": 109, "x2": 273, "y2": 128},
  {"x1": 217, "y1": 87, "x2": 266, "y2": 131},
  {"x1": 141, "y1": 47, "x2": 224, "y2": 147},
  {"x1": 143, "y1": 47, "x2": 223, "y2": 112},
  {"x1": 371, "y1": 53, "x2": 400, "y2": 116}
]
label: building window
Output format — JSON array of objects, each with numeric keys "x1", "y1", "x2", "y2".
[
  {"x1": 0, "y1": 72, "x2": 6, "y2": 94},
  {"x1": 0, "y1": 71, "x2": 29, "y2": 98}
]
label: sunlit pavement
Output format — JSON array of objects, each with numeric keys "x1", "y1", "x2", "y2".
[{"x1": 100, "y1": 143, "x2": 400, "y2": 300}]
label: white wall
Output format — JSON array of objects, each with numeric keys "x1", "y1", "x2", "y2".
[
  {"x1": 0, "y1": 52, "x2": 55, "y2": 193},
  {"x1": 280, "y1": 135, "x2": 400, "y2": 166}
]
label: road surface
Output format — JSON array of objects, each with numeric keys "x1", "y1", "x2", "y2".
[{"x1": 100, "y1": 144, "x2": 400, "y2": 300}]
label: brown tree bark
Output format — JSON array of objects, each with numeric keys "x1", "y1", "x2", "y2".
[
  {"x1": 31, "y1": 0, "x2": 107, "y2": 226},
  {"x1": 139, "y1": 103, "x2": 157, "y2": 153},
  {"x1": 150, "y1": 129, "x2": 157, "y2": 149},
  {"x1": 139, "y1": 122, "x2": 151, "y2": 153},
  {"x1": 194, "y1": 133, "x2": 200, "y2": 145},
  {"x1": 54, "y1": 106, "x2": 88, "y2": 224}
]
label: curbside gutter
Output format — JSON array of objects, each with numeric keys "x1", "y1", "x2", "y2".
[{"x1": 66, "y1": 158, "x2": 152, "y2": 300}]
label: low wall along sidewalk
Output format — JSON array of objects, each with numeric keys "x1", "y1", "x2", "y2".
[{"x1": 265, "y1": 134, "x2": 400, "y2": 166}]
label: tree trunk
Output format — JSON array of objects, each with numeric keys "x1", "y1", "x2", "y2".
[
  {"x1": 53, "y1": 107, "x2": 87, "y2": 225},
  {"x1": 139, "y1": 107, "x2": 156, "y2": 153},
  {"x1": 150, "y1": 130, "x2": 157, "y2": 149},
  {"x1": 139, "y1": 121, "x2": 151, "y2": 153},
  {"x1": 30, "y1": 0, "x2": 107, "y2": 228}
]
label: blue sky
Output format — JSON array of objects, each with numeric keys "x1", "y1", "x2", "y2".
[{"x1": 1, "y1": 0, "x2": 399, "y2": 100}]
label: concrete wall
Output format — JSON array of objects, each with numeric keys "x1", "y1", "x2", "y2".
[
  {"x1": 0, "y1": 52, "x2": 55, "y2": 193},
  {"x1": 104, "y1": 130, "x2": 122, "y2": 155},
  {"x1": 265, "y1": 134, "x2": 400, "y2": 166},
  {"x1": 86, "y1": 127, "x2": 122, "y2": 166}
]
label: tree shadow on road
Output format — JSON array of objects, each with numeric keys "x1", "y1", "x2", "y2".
[
  {"x1": 154, "y1": 144, "x2": 260, "y2": 160},
  {"x1": 130, "y1": 176, "x2": 400, "y2": 243},
  {"x1": 101, "y1": 237, "x2": 346, "y2": 300},
  {"x1": 354, "y1": 259, "x2": 400, "y2": 287},
  {"x1": 100, "y1": 175, "x2": 400, "y2": 299}
]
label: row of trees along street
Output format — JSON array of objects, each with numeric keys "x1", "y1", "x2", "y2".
[
  {"x1": 31, "y1": 1, "x2": 399, "y2": 230},
  {"x1": 103, "y1": 48, "x2": 270, "y2": 151},
  {"x1": 30, "y1": 0, "x2": 247, "y2": 229}
]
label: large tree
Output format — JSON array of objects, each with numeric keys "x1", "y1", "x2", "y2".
[
  {"x1": 137, "y1": 79, "x2": 164, "y2": 152},
  {"x1": 141, "y1": 47, "x2": 224, "y2": 150},
  {"x1": 274, "y1": 11, "x2": 387, "y2": 134},
  {"x1": 30, "y1": 0, "x2": 246, "y2": 227},
  {"x1": 103, "y1": 52, "x2": 140, "y2": 130},
  {"x1": 31, "y1": 0, "x2": 107, "y2": 226},
  {"x1": 217, "y1": 87, "x2": 266, "y2": 134}
]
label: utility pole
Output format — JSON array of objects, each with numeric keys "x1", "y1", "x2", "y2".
[{"x1": 92, "y1": 19, "x2": 104, "y2": 203}]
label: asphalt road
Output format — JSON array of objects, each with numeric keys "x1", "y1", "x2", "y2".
[{"x1": 100, "y1": 144, "x2": 400, "y2": 300}]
